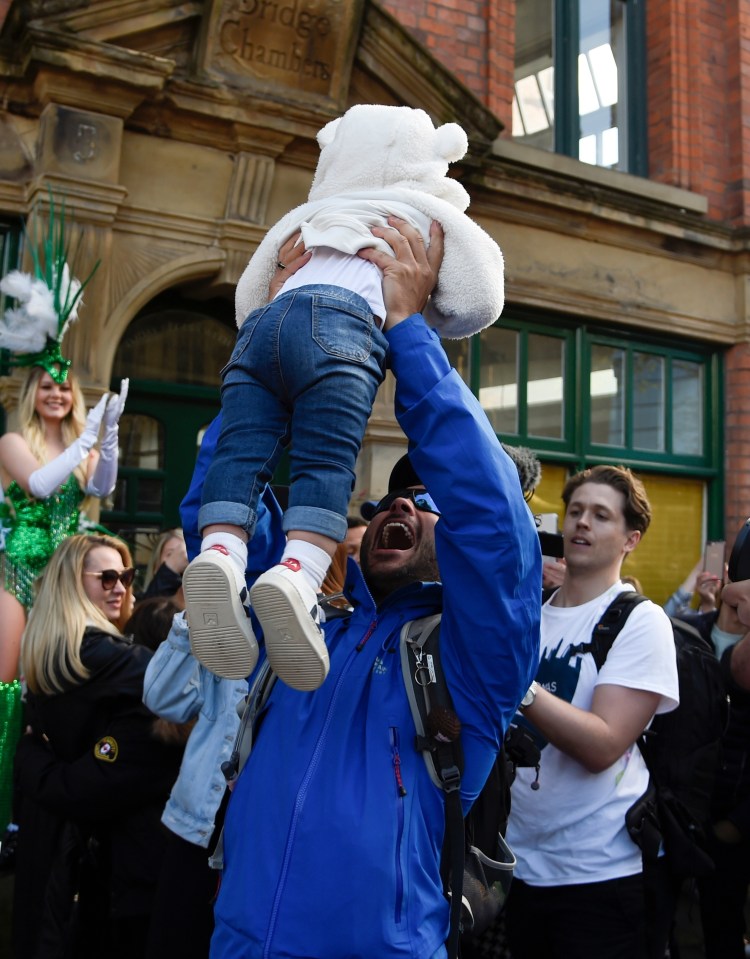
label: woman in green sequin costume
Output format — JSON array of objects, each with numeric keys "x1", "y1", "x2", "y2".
[{"x1": 0, "y1": 365, "x2": 126, "y2": 830}]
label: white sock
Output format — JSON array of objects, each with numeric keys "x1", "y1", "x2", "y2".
[
  {"x1": 280, "y1": 540, "x2": 331, "y2": 594},
  {"x1": 201, "y1": 532, "x2": 248, "y2": 593}
]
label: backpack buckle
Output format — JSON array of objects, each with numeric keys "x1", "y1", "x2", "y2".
[{"x1": 440, "y1": 764, "x2": 462, "y2": 793}]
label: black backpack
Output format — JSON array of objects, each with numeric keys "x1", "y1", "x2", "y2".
[
  {"x1": 401, "y1": 615, "x2": 538, "y2": 959},
  {"x1": 585, "y1": 591, "x2": 728, "y2": 878}
]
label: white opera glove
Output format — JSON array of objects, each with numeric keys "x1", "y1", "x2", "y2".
[
  {"x1": 102, "y1": 378, "x2": 128, "y2": 435},
  {"x1": 28, "y1": 393, "x2": 109, "y2": 499},
  {"x1": 86, "y1": 380, "x2": 128, "y2": 497}
]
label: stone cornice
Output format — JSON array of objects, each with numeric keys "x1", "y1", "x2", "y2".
[
  {"x1": 34, "y1": 0, "x2": 202, "y2": 44},
  {"x1": 5, "y1": 22, "x2": 174, "y2": 86},
  {"x1": 0, "y1": 21, "x2": 174, "y2": 117}
]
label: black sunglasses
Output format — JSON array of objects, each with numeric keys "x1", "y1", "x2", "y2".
[
  {"x1": 84, "y1": 567, "x2": 136, "y2": 590},
  {"x1": 370, "y1": 488, "x2": 441, "y2": 518}
]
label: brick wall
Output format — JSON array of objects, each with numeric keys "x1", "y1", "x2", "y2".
[
  {"x1": 380, "y1": 0, "x2": 488, "y2": 102},
  {"x1": 379, "y1": 0, "x2": 516, "y2": 129},
  {"x1": 725, "y1": 342, "x2": 750, "y2": 544},
  {"x1": 646, "y1": 1, "x2": 750, "y2": 227}
]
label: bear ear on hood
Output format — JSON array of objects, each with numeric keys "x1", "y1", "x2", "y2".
[
  {"x1": 317, "y1": 116, "x2": 341, "y2": 149},
  {"x1": 435, "y1": 123, "x2": 469, "y2": 163}
]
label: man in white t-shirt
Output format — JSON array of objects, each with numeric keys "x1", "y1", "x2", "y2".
[{"x1": 505, "y1": 464, "x2": 679, "y2": 959}]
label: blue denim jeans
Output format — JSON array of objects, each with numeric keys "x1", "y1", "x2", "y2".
[{"x1": 199, "y1": 285, "x2": 388, "y2": 542}]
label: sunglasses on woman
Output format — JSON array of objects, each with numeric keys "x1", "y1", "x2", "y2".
[
  {"x1": 83, "y1": 567, "x2": 136, "y2": 590},
  {"x1": 370, "y1": 488, "x2": 441, "y2": 518}
]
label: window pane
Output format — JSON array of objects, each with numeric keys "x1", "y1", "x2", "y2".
[
  {"x1": 601, "y1": 126, "x2": 619, "y2": 167},
  {"x1": 514, "y1": 0, "x2": 554, "y2": 150},
  {"x1": 590, "y1": 345, "x2": 625, "y2": 445},
  {"x1": 672, "y1": 360, "x2": 704, "y2": 455},
  {"x1": 589, "y1": 42, "x2": 618, "y2": 105},
  {"x1": 137, "y1": 477, "x2": 165, "y2": 513},
  {"x1": 442, "y1": 338, "x2": 470, "y2": 385},
  {"x1": 538, "y1": 65, "x2": 555, "y2": 117},
  {"x1": 527, "y1": 334, "x2": 565, "y2": 438},
  {"x1": 110, "y1": 477, "x2": 128, "y2": 513},
  {"x1": 119, "y1": 414, "x2": 165, "y2": 469},
  {"x1": 578, "y1": 0, "x2": 627, "y2": 171},
  {"x1": 578, "y1": 54, "x2": 599, "y2": 115},
  {"x1": 114, "y1": 311, "x2": 235, "y2": 386},
  {"x1": 633, "y1": 353, "x2": 665, "y2": 451},
  {"x1": 478, "y1": 327, "x2": 518, "y2": 434},
  {"x1": 579, "y1": 134, "x2": 597, "y2": 165},
  {"x1": 515, "y1": 76, "x2": 550, "y2": 135}
]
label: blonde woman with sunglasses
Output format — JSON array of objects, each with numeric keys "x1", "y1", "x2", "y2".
[
  {"x1": 0, "y1": 368, "x2": 128, "y2": 685},
  {"x1": 12, "y1": 534, "x2": 183, "y2": 959}
]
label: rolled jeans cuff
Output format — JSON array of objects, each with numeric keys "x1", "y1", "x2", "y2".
[
  {"x1": 283, "y1": 505, "x2": 347, "y2": 543},
  {"x1": 198, "y1": 500, "x2": 258, "y2": 537}
]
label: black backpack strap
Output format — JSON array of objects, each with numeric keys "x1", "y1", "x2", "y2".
[
  {"x1": 591, "y1": 591, "x2": 649, "y2": 669},
  {"x1": 400, "y1": 616, "x2": 464, "y2": 959},
  {"x1": 585, "y1": 592, "x2": 667, "y2": 865},
  {"x1": 566, "y1": 591, "x2": 648, "y2": 670}
]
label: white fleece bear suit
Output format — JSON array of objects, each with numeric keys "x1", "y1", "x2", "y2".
[
  {"x1": 203, "y1": 101, "x2": 506, "y2": 549},
  {"x1": 192, "y1": 105, "x2": 505, "y2": 689},
  {"x1": 236, "y1": 104, "x2": 505, "y2": 337}
]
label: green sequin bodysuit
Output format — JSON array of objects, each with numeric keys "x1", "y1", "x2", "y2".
[
  {"x1": 0, "y1": 680, "x2": 21, "y2": 829},
  {"x1": 0, "y1": 474, "x2": 86, "y2": 609}
]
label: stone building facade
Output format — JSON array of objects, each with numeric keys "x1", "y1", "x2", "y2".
[{"x1": 0, "y1": 0, "x2": 747, "y2": 599}]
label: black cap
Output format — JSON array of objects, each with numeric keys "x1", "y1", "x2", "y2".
[
  {"x1": 386, "y1": 454, "x2": 422, "y2": 493},
  {"x1": 360, "y1": 454, "x2": 423, "y2": 520}
]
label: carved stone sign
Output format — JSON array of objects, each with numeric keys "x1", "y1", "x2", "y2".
[
  {"x1": 37, "y1": 105, "x2": 122, "y2": 183},
  {"x1": 200, "y1": 0, "x2": 363, "y2": 108}
]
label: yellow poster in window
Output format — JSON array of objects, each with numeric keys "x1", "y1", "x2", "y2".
[{"x1": 528, "y1": 464, "x2": 705, "y2": 606}]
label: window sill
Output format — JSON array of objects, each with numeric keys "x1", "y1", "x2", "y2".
[{"x1": 491, "y1": 138, "x2": 708, "y2": 217}]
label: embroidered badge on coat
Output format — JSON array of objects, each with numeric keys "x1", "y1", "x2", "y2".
[
  {"x1": 94, "y1": 736, "x2": 118, "y2": 762},
  {"x1": 372, "y1": 655, "x2": 388, "y2": 675}
]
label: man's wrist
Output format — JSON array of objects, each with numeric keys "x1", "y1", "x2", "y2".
[{"x1": 519, "y1": 681, "x2": 539, "y2": 711}]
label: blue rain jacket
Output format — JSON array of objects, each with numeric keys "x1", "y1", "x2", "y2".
[{"x1": 209, "y1": 315, "x2": 541, "y2": 959}]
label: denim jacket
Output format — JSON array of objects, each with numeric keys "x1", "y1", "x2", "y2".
[
  {"x1": 144, "y1": 418, "x2": 284, "y2": 850},
  {"x1": 142, "y1": 611, "x2": 247, "y2": 848}
]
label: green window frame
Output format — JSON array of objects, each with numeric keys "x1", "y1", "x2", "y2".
[
  {"x1": 513, "y1": 0, "x2": 647, "y2": 175},
  {"x1": 445, "y1": 312, "x2": 724, "y2": 536}
]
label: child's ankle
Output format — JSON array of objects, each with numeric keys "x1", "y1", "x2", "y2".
[
  {"x1": 280, "y1": 540, "x2": 331, "y2": 594},
  {"x1": 202, "y1": 532, "x2": 248, "y2": 593}
]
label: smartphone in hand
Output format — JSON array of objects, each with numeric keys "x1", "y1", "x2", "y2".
[{"x1": 703, "y1": 540, "x2": 725, "y2": 581}]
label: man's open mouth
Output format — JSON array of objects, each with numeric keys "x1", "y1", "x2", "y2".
[{"x1": 377, "y1": 521, "x2": 415, "y2": 551}]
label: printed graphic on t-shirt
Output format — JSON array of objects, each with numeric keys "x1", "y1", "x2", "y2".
[{"x1": 514, "y1": 638, "x2": 584, "y2": 750}]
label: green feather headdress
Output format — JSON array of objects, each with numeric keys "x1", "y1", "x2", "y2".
[{"x1": 0, "y1": 191, "x2": 100, "y2": 383}]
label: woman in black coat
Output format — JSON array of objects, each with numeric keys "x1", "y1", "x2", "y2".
[{"x1": 12, "y1": 534, "x2": 183, "y2": 959}]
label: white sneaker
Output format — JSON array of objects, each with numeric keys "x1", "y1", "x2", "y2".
[
  {"x1": 183, "y1": 546, "x2": 258, "y2": 679},
  {"x1": 249, "y1": 560, "x2": 330, "y2": 691}
]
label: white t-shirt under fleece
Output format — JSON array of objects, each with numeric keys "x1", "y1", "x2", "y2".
[
  {"x1": 274, "y1": 199, "x2": 434, "y2": 324},
  {"x1": 506, "y1": 581, "x2": 679, "y2": 887},
  {"x1": 277, "y1": 247, "x2": 387, "y2": 323}
]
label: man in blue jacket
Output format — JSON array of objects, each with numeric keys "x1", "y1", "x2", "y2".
[{"x1": 201, "y1": 217, "x2": 541, "y2": 959}]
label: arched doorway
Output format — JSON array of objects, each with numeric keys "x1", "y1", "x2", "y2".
[{"x1": 102, "y1": 292, "x2": 235, "y2": 583}]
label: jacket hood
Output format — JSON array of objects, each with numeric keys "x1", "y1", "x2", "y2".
[{"x1": 310, "y1": 104, "x2": 471, "y2": 211}]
